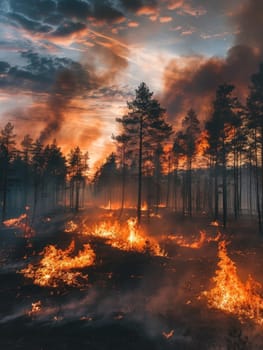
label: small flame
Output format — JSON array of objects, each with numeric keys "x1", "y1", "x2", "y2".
[
  {"x1": 64, "y1": 220, "x2": 78, "y2": 233},
  {"x1": 3, "y1": 212, "x2": 35, "y2": 238},
  {"x1": 162, "y1": 329, "x2": 174, "y2": 339},
  {"x1": 28, "y1": 300, "x2": 42, "y2": 316},
  {"x1": 202, "y1": 241, "x2": 263, "y2": 325},
  {"x1": 168, "y1": 231, "x2": 220, "y2": 249}
]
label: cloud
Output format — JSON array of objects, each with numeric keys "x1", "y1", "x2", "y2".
[
  {"x1": 159, "y1": 16, "x2": 173, "y2": 23},
  {"x1": 128, "y1": 21, "x2": 140, "y2": 28}
]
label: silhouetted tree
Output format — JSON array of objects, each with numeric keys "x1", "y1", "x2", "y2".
[
  {"x1": 68, "y1": 147, "x2": 88, "y2": 212},
  {"x1": 178, "y1": 109, "x2": 201, "y2": 216},
  {"x1": 116, "y1": 82, "x2": 172, "y2": 224},
  {"x1": 205, "y1": 84, "x2": 238, "y2": 227},
  {"x1": 247, "y1": 63, "x2": 263, "y2": 233},
  {"x1": 0, "y1": 122, "x2": 16, "y2": 221}
]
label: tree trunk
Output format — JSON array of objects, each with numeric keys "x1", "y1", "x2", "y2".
[{"x1": 137, "y1": 114, "x2": 143, "y2": 225}]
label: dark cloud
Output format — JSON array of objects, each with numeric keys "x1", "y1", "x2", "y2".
[
  {"x1": 5, "y1": 0, "x2": 126, "y2": 34},
  {"x1": 9, "y1": 0, "x2": 56, "y2": 20},
  {"x1": 52, "y1": 21, "x2": 86, "y2": 37},
  {"x1": 118, "y1": 0, "x2": 157, "y2": 12},
  {"x1": 91, "y1": 0, "x2": 125, "y2": 23},
  {"x1": 7, "y1": 12, "x2": 52, "y2": 33},
  {"x1": 0, "y1": 61, "x2": 10, "y2": 73},
  {"x1": 57, "y1": 0, "x2": 91, "y2": 19},
  {"x1": 0, "y1": 51, "x2": 90, "y2": 93}
]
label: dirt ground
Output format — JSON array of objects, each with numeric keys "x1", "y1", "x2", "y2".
[{"x1": 1, "y1": 208, "x2": 263, "y2": 349}]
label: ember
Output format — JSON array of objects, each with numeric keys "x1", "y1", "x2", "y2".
[
  {"x1": 203, "y1": 241, "x2": 263, "y2": 325},
  {"x1": 21, "y1": 240, "x2": 95, "y2": 287}
]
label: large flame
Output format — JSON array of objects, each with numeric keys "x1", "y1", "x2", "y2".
[
  {"x1": 21, "y1": 240, "x2": 95, "y2": 288},
  {"x1": 91, "y1": 218, "x2": 165, "y2": 256},
  {"x1": 203, "y1": 241, "x2": 263, "y2": 325},
  {"x1": 76, "y1": 217, "x2": 166, "y2": 256}
]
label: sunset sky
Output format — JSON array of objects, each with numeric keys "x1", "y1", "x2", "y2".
[{"x1": 0, "y1": 0, "x2": 262, "y2": 170}]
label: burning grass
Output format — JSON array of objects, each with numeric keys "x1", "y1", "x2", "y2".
[
  {"x1": 20, "y1": 240, "x2": 95, "y2": 288},
  {"x1": 167, "y1": 230, "x2": 221, "y2": 249},
  {"x1": 66, "y1": 217, "x2": 166, "y2": 257},
  {"x1": 202, "y1": 240, "x2": 263, "y2": 325},
  {"x1": 3, "y1": 211, "x2": 35, "y2": 238}
]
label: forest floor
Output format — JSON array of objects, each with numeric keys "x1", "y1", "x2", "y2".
[{"x1": 0, "y1": 208, "x2": 263, "y2": 349}]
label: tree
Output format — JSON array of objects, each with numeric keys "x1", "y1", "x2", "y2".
[
  {"x1": 93, "y1": 153, "x2": 118, "y2": 208},
  {"x1": 0, "y1": 122, "x2": 16, "y2": 221},
  {"x1": 177, "y1": 109, "x2": 201, "y2": 216},
  {"x1": 205, "y1": 84, "x2": 239, "y2": 227},
  {"x1": 68, "y1": 147, "x2": 88, "y2": 212},
  {"x1": 247, "y1": 63, "x2": 263, "y2": 233},
  {"x1": 21, "y1": 134, "x2": 33, "y2": 208},
  {"x1": 116, "y1": 82, "x2": 172, "y2": 224},
  {"x1": 44, "y1": 140, "x2": 67, "y2": 209}
]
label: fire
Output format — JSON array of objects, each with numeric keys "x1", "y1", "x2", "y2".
[
  {"x1": 3, "y1": 212, "x2": 35, "y2": 238},
  {"x1": 88, "y1": 218, "x2": 166, "y2": 256},
  {"x1": 210, "y1": 220, "x2": 220, "y2": 227},
  {"x1": 196, "y1": 130, "x2": 209, "y2": 157},
  {"x1": 203, "y1": 241, "x2": 263, "y2": 325},
  {"x1": 168, "y1": 230, "x2": 220, "y2": 249},
  {"x1": 21, "y1": 240, "x2": 95, "y2": 288},
  {"x1": 28, "y1": 301, "x2": 42, "y2": 316},
  {"x1": 162, "y1": 329, "x2": 174, "y2": 339},
  {"x1": 64, "y1": 220, "x2": 78, "y2": 233}
]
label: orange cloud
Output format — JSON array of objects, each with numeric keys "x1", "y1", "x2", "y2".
[
  {"x1": 136, "y1": 6, "x2": 159, "y2": 16},
  {"x1": 128, "y1": 21, "x2": 139, "y2": 28},
  {"x1": 160, "y1": 16, "x2": 173, "y2": 23}
]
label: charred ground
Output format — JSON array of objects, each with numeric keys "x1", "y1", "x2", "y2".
[{"x1": 0, "y1": 208, "x2": 263, "y2": 350}]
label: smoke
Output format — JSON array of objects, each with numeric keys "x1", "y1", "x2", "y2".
[
  {"x1": 161, "y1": 0, "x2": 263, "y2": 124},
  {"x1": 38, "y1": 42, "x2": 129, "y2": 144}
]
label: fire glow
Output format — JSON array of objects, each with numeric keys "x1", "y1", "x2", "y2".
[
  {"x1": 203, "y1": 241, "x2": 263, "y2": 325},
  {"x1": 21, "y1": 240, "x2": 95, "y2": 288},
  {"x1": 66, "y1": 217, "x2": 166, "y2": 257}
]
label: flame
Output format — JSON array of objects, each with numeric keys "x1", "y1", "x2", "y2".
[
  {"x1": 210, "y1": 221, "x2": 220, "y2": 227},
  {"x1": 162, "y1": 329, "x2": 174, "y2": 339},
  {"x1": 28, "y1": 301, "x2": 42, "y2": 316},
  {"x1": 203, "y1": 241, "x2": 263, "y2": 325},
  {"x1": 64, "y1": 220, "x2": 78, "y2": 233},
  {"x1": 3, "y1": 213, "x2": 35, "y2": 238},
  {"x1": 21, "y1": 240, "x2": 95, "y2": 287},
  {"x1": 196, "y1": 130, "x2": 209, "y2": 157},
  {"x1": 87, "y1": 218, "x2": 166, "y2": 256},
  {"x1": 168, "y1": 230, "x2": 220, "y2": 249},
  {"x1": 141, "y1": 202, "x2": 148, "y2": 211}
]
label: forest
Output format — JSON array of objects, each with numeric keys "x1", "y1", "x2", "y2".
[
  {"x1": 1, "y1": 62, "x2": 263, "y2": 232},
  {"x1": 2, "y1": 59, "x2": 263, "y2": 350}
]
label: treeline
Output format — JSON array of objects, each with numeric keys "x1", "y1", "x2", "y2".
[
  {"x1": 0, "y1": 128, "x2": 88, "y2": 222},
  {"x1": 1, "y1": 63, "x2": 263, "y2": 231}
]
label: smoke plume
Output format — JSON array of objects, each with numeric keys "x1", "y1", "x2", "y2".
[{"x1": 161, "y1": 0, "x2": 263, "y2": 124}]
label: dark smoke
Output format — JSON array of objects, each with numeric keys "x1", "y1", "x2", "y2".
[
  {"x1": 161, "y1": 0, "x2": 263, "y2": 124},
  {"x1": 39, "y1": 64, "x2": 94, "y2": 143}
]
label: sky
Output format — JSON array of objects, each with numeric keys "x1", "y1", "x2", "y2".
[{"x1": 0, "y1": 0, "x2": 262, "y2": 170}]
